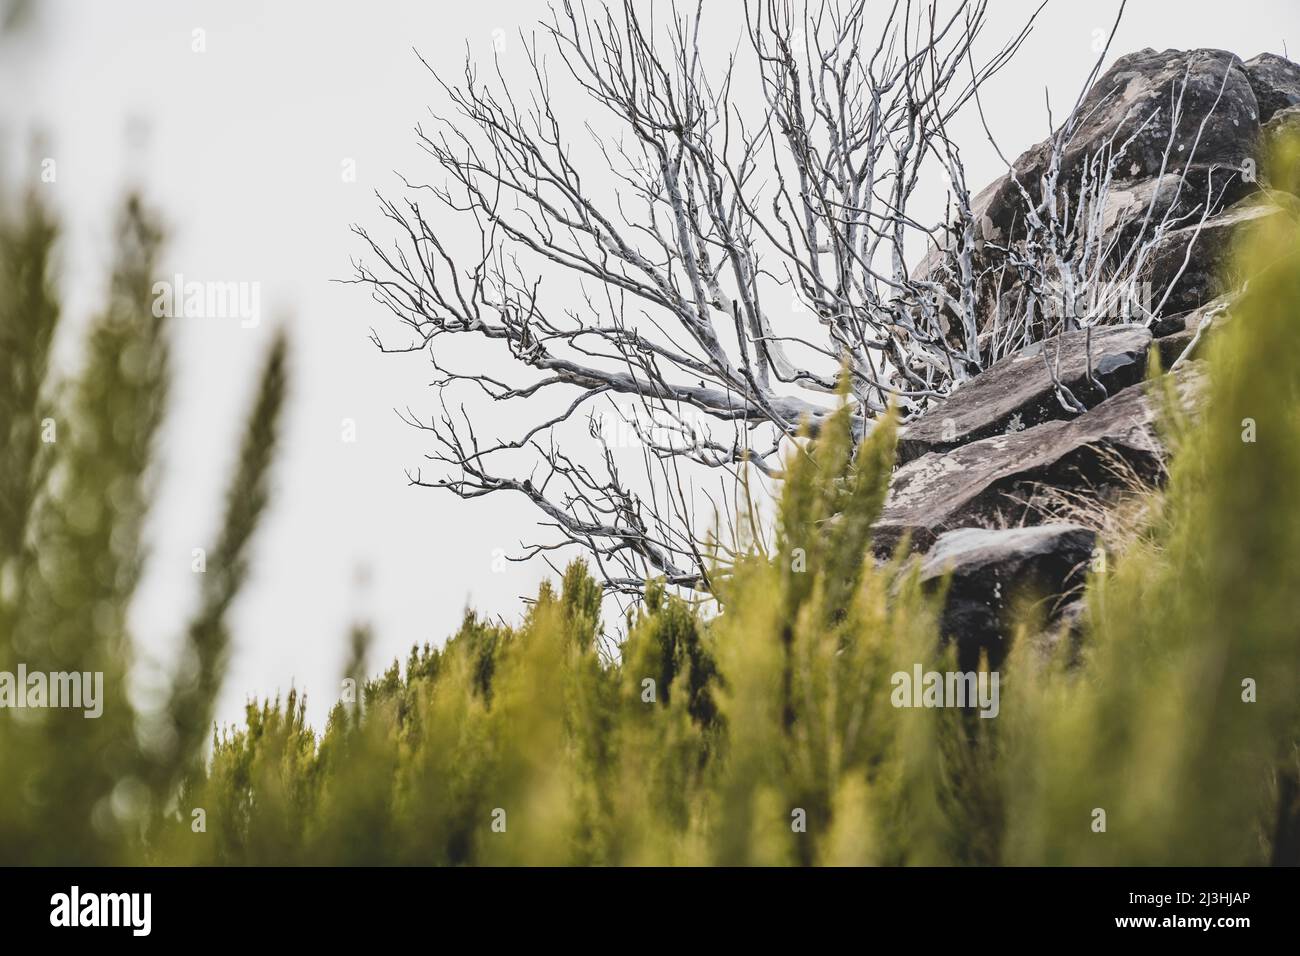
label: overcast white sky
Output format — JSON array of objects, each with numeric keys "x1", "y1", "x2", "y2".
[{"x1": 1, "y1": 0, "x2": 1296, "y2": 729}]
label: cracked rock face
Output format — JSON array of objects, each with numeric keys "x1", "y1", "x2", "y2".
[
  {"x1": 919, "y1": 524, "x2": 1097, "y2": 669},
  {"x1": 874, "y1": 362, "x2": 1207, "y2": 558},
  {"x1": 896, "y1": 325, "x2": 1152, "y2": 464}
]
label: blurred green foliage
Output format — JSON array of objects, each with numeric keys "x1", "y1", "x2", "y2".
[
  {"x1": 3, "y1": 137, "x2": 1300, "y2": 863},
  {"x1": 0, "y1": 192, "x2": 287, "y2": 864}
]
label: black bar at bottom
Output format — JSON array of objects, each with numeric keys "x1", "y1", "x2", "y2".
[{"x1": 0, "y1": 865, "x2": 1290, "y2": 942}]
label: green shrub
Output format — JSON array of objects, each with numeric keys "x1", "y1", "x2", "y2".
[{"x1": 3, "y1": 143, "x2": 1299, "y2": 863}]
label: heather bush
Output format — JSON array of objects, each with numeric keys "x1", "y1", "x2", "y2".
[{"x1": 3, "y1": 139, "x2": 1299, "y2": 865}]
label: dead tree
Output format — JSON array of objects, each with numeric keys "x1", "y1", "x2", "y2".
[{"x1": 351, "y1": 0, "x2": 1214, "y2": 598}]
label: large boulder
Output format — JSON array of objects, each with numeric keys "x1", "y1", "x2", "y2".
[
  {"x1": 914, "y1": 48, "x2": 1300, "y2": 348},
  {"x1": 969, "y1": 49, "x2": 1261, "y2": 263},
  {"x1": 1244, "y1": 53, "x2": 1300, "y2": 123},
  {"x1": 873, "y1": 363, "x2": 1207, "y2": 556},
  {"x1": 897, "y1": 325, "x2": 1152, "y2": 464},
  {"x1": 919, "y1": 523, "x2": 1096, "y2": 668}
]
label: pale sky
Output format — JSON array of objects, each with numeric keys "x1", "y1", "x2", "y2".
[{"x1": 1, "y1": 0, "x2": 1295, "y2": 729}]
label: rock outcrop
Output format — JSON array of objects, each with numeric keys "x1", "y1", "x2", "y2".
[
  {"x1": 874, "y1": 47, "x2": 1300, "y2": 653},
  {"x1": 874, "y1": 361, "x2": 1206, "y2": 557},
  {"x1": 1244, "y1": 53, "x2": 1300, "y2": 123},
  {"x1": 896, "y1": 325, "x2": 1152, "y2": 464},
  {"x1": 971, "y1": 48, "x2": 1262, "y2": 256},
  {"x1": 917, "y1": 48, "x2": 1296, "y2": 348},
  {"x1": 919, "y1": 524, "x2": 1096, "y2": 668},
  {"x1": 1138, "y1": 198, "x2": 1288, "y2": 315}
]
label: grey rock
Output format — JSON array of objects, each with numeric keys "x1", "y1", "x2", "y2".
[
  {"x1": 873, "y1": 363, "x2": 1208, "y2": 557},
  {"x1": 1244, "y1": 53, "x2": 1300, "y2": 123},
  {"x1": 915, "y1": 49, "x2": 1264, "y2": 342},
  {"x1": 1149, "y1": 310, "x2": 1189, "y2": 338},
  {"x1": 1156, "y1": 327, "x2": 1199, "y2": 368},
  {"x1": 897, "y1": 325, "x2": 1152, "y2": 464},
  {"x1": 1094, "y1": 172, "x2": 1210, "y2": 260},
  {"x1": 1261, "y1": 105, "x2": 1300, "y2": 196},
  {"x1": 1262, "y1": 103, "x2": 1300, "y2": 146},
  {"x1": 1034, "y1": 598, "x2": 1089, "y2": 664},
  {"x1": 972, "y1": 49, "x2": 1260, "y2": 257},
  {"x1": 1137, "y1": 198, "x2": 1286, "y2": 315},
  {"x1": 919, "y1": 523, "x2": 1096, "y2": 668},
  {"x1": 1151, "y1": 293, "x2": 1238, "y2": 367},
  {"x1": 1178, "y1": 292, "x2": 1240, "y2": 333}
]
